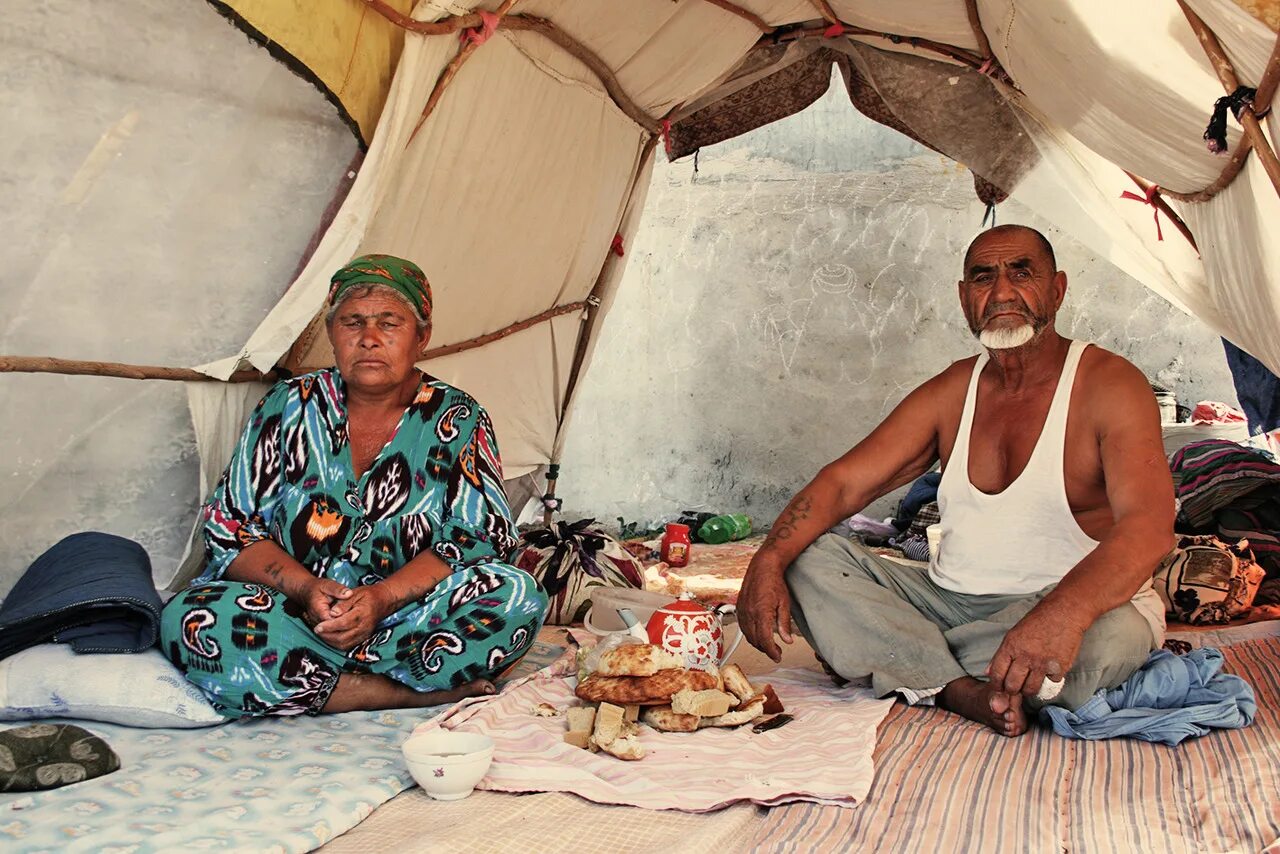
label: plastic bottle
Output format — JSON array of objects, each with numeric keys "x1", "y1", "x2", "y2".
[
  {"x1": 698, "y1": 513, "x2": 752, "y2": 544},
  {"x1": 660, "y1": 523, "x2": 692, "y2": 566}
]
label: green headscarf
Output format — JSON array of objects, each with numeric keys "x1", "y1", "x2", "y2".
[{"x1": 327, "y1": 254, "x2": 433, "y2": 327}]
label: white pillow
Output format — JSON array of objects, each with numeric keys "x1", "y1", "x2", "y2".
[{"x1": 0, "y1": 645, "x2": 224, "y2": 728}]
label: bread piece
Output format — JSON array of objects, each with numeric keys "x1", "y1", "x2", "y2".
[
  {"x1": 699, "y1": 696, "x2": 765, "y2": 728},
  {"x1": 531, "y1": 703, "x2": 560, "y2": 717},
  {"x1": 576, "y1": 668, "x2": 718, "y2": 705},
  {"x1": 563, "y1": 730, "x2": 592, "y2": 749},
  {"x1": 703, "y1": 663, "x2": 724, "y2": 692},
  {"x1": 593, "y1": 702, "x2": 625, "y2": 746},
  {"x1": 598, "y1": 733, "x2": 645, "y2": 761},
  {"x1": 566, "y1": 706, "x2": 597, "y2": 734},
  {"x1": 671, "y1": 689, "x2": 736, "y2": 718},
  {"x1": 623, "y1": 704, "x2": 640, "y2": 723},
  {"x1": 595, "y1": 644, "x2": 686, "y2": 677},
  {"x1": 721, "y1": 664, "x2": 755, "y2": 703},
  {"x1": 758, "y1": 683, "x2": 784, "y2": 715},
  {"x1": 641, "y1": 705, "x2": 700, "y2": 733}
]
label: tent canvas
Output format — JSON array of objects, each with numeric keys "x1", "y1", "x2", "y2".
[{"x1": 2, "y1": 0, "x2": 1279, "y2": 592}]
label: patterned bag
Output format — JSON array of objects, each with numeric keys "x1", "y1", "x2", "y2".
[
  {"x1": 1153, "y1": 534, "x2": 1266, "y2": 625},
  {"x1": 513, "y1": 519, "x2": 644, "y2": 625},
  {"x1": 0, "y1": 723, "x2": 120, "y2": 792}
]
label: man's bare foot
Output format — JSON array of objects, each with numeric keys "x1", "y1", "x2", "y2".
[
  {"x1": 815, "y1": 654, "x2": 849, "y2": 687},
  {"x1": 323, "y1": 674, "x2": 495, "y2": 713},
  {"x1": 937, "y1": 676, "x2": 1028, "y2": 737}
]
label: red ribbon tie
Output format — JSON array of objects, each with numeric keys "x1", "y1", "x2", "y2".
[{"x1": 1120, "y1": 185, "x2": 1164, "y2": 242}]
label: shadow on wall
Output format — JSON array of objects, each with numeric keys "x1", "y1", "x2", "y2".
[{"x1": 556, "y1": 75, "x2": 1238, "y2": 532}]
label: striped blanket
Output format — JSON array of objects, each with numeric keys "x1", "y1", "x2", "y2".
[
  {"x1": 751, "y1": 636, "x2": 1280, "y2": 852},
  {"x1": 415, "y1": 668, "x2": 893, "y2": 811}
]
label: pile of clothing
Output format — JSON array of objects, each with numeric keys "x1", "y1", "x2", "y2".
[{"x1": 1171, "y1": 439, "x2": 1280, "y2": 579}]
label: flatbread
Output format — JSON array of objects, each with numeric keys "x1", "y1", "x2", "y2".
[
  {"x1": 699, "y1": 696, "x2": 765, "y2": 728},
  {"x1": 595, "y1": 644, "x2": 686, "y2": 677},
  {"x1": 641, "y1": 705, "x2": 700, "y2": 733},
  {"x1": 576, "y1": 668, "x2": 718, "y2": 705},
  {"x1": 721, "y1": 664, "x2": 755, "y2": 703}
]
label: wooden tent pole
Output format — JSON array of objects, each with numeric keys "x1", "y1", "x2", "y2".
[
  {"x1": 762, "y1": 24, "x2": 987, "y2": 72},
  {"x1": 407, "y1": 0, "x2": 521, "y2": 144},
  {"x1": 421, "y1": 302, "x2": 587, "y2": 361},
  {"x1": 1179, "y1": 1, "x2": 1280, "y2": 199},
  {"x1": 0, "y1": 356, "x2": 272, "y2": 384},
  {"x1": 556, "y1": 134, "x2": 660, "y2": 428},
  {"x1": 1157, "y1": 135, "x2": 1253, "y2": 202},
  {"x1": 697, "y1": 0, "x2": 770, "y2": 32},
  {"x1": 963, "y1": 0, "x2": 994, "y2": 60},
  {"x1": 538, "y1": 134, "x2": 661, "y2": 525},
  {"x1": 1122, "y1": 171, "x2": 1199, "y2": 251},
  {"x1": 807, "y1": 0, "x2": 841, "y2": 26},
  {"x1": 1255, "y1": 31, "x2": 1280, "y2": 116},
  {"x1": 1, "y1": 303, "x2": 587, "y2": 384},
  {"x1": 360, "y1": 2, "x2": 660, "y2": 134}
]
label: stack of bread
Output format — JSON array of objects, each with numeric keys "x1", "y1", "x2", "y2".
[{"x1": 563, "y1": 644, "x2": 784, "y2": 761}]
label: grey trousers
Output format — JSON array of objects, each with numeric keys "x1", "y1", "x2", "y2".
[{"x1": 786, "y1": 534, "x2": 1156, "y2": 710}]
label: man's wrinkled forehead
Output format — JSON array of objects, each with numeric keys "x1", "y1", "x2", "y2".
[
  {"x1": 964, "y1": 255, "x2": 1037, "y2": 279},
  {"x1": 962, "y1": 225, "x2": 1056, "y2": 275}
]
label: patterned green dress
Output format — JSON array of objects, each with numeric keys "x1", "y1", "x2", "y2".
[{"x1": 160, "y1": 368, "x2": 547, "y2": 718}]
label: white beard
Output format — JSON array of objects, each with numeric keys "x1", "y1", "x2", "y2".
[{"x1": 978, "y1": 322, "x2": 1035, "y2": 350}]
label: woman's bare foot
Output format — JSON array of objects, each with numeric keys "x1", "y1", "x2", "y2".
[
  {"x1": 937, "y1": 676, "x2": 1028, "y2": 737},
  {"x1": 323, "y1": 674, "x2": 495, "y2": 713},
  {"x1": 424, "y1": 678, "x2": 496, "y2": 706}
]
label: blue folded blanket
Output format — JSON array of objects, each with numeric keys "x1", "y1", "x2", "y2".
[
  {"x1": 0, "y1": 532, "x2": 162, "y2": 659},
  {"x1": 1040, "y1": 647, "x2": 1256, "y2": 746}
]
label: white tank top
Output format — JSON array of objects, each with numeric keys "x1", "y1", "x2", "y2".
[{"x1": 931, "y1": 340, "x2": 1164, "y2": 642}]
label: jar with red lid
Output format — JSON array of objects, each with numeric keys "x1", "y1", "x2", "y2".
[{"x1": 660, "y1": 523, "x2": 691, "y2": 567}]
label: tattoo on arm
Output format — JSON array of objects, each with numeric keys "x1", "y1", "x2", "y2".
[
  {"x1": 763, "y1": 494, "x2": 814, "y2": 550},
  {"x1": 263, "y1": 560, "x2": 287, "y2": 593}
]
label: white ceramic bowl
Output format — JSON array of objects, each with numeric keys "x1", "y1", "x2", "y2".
[{"x1": 401, "y1": 730, "x2": 494, "y2": 801}]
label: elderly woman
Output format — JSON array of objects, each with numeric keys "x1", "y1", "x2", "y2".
[{"x1": 161, "y1": 255, "x2": 547, "y2": 717}]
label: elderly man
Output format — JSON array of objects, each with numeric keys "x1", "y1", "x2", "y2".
[
  {"x1": 161, "y1": 254, "x2": 547, "y2": 717},
  {"x1": 738, "y1": 225, "x2": 1174, "y2": 736}
]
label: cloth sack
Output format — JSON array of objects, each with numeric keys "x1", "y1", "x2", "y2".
[
  {"x1": 512, "y1": 519, "x2": 643, "y2": 625},
  {"x1": 0, "y1": 723, "x2": 120, "y2": 792},
  {"x1": 1153, "y1": 534, "x2": 1265, "y2": 625}
]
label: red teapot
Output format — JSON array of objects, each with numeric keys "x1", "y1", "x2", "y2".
[{"x1": 645, "y1": 592, "x2": 743, "y2": 670}]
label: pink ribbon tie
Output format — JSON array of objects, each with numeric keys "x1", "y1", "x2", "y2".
[
  {"x1": 460, "y1": 10, "x2": 500, "y2": 46},
  {"x1": 1120, "y1": 185, "x2": 1164, "y2": 242}
]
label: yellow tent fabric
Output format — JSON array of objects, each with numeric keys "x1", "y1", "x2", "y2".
[{"x1": 213, "y1": 0, "x2": 414, "y2": 143}]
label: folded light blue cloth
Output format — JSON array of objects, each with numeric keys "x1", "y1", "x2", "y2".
[{"x1": 1040, "y1": 648, "x2": 1256, "y2": 746}]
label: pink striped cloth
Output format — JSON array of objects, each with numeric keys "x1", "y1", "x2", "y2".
[{"x1": 412, "y1": 667, "x2": 893, "y2": 812}]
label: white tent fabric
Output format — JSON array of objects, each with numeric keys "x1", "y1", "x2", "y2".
[{"x1": 151, "y1": 0, "x2": 1275, "y2": 587}]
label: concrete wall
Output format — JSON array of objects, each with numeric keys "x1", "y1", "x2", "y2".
[
  {"x1": 558, "y1": 77, "x2": 1238, "y2": 531},
  {"x1": 0, "y1": 1, "x2": 356, "y2": 593}
]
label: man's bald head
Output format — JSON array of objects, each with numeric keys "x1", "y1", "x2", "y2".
[{"x1": 963, "y1": 225, "x2": 1057, "y2": 277}]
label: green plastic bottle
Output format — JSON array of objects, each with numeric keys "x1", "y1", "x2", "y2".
[{"x1": 698, "y1": 513, "x2": 752, "y2": 544}]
